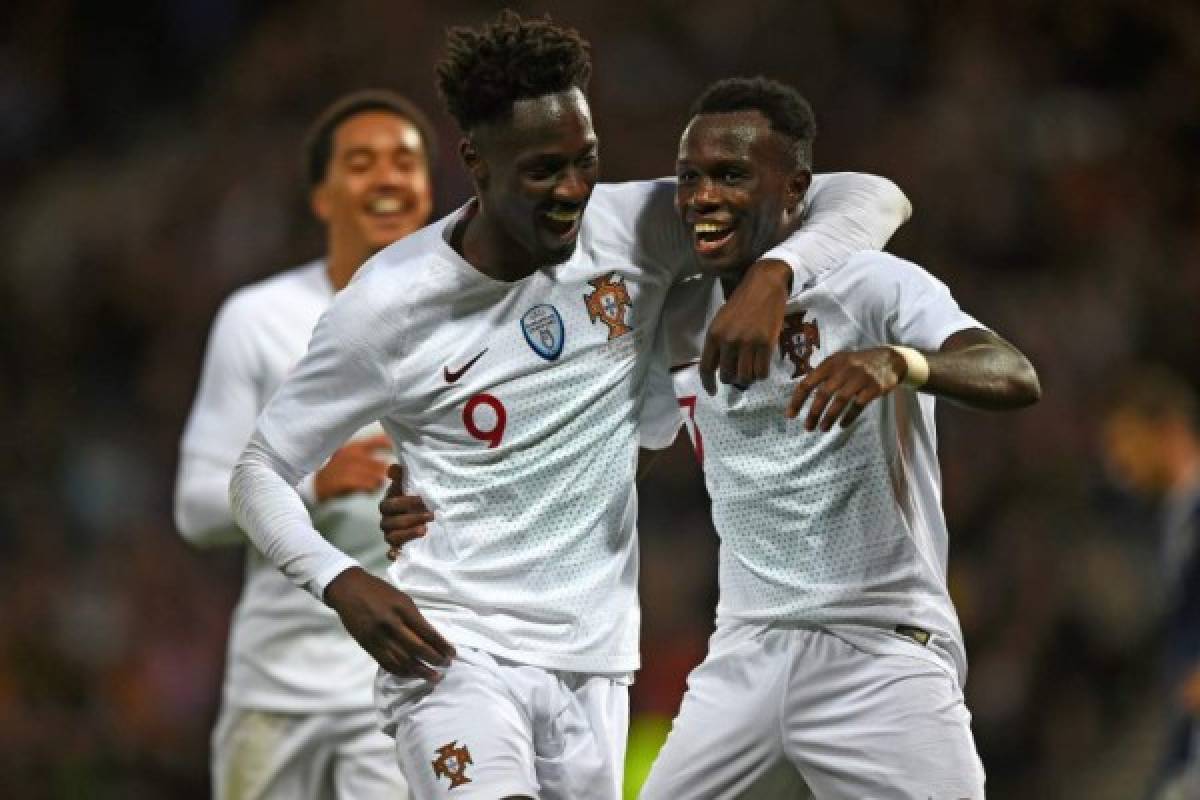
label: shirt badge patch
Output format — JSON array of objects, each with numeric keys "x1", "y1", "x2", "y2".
[
  {"x1": 584, "y1": 273, "x2": 633, "y2": 340},
  {"x1": 521, "y1": 303, "x2": 565, "y2": 361},
  {"x1": 431, "y1": 740, "x2": 473, "y2": 789},
  {"x1": 779, "y1": 310, "x2": 820, "y2": 378}
]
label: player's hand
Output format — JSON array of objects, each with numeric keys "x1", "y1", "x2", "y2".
[
  {"x1": 380, "y1": 464, "x2": 434, "y2": 561},
  {"x1": 699, "y1": 259, "x2": 791, "y2": 394},
  {"x1": 786, "y1": 347, "x2": 905, "y2": 431},
  {"x1": 314, "y1": 434, "x2": 392, "y2": 502},
  {"x1": 324, "y1": 566, "x2": 455, "y2": 680}
]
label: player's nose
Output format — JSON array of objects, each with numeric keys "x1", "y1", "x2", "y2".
[
  {"x1": 553, "y1": 165, "x2": 590, "y2": 204},
  {"x1": 689, "y1": 177, "x2": 722, "y2": 211}
]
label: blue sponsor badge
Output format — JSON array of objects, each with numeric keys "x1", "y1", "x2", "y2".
[{"x1": 521, "y1": 304, "x2": 565, "y2": 361}]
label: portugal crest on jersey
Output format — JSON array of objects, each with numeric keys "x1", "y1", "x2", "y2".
[
  {"x1": 779, "y1": 310, "x2": 820, "y2": 378},
  {"x1": 584, "y1": 273, "x2": 633, "y2": 340},
  {"x1": 431, "y1": 740, "x2": 473, "y2": 789},
  {"x1": 521, "y1": 304, "x2": 565, "y2": 361}
]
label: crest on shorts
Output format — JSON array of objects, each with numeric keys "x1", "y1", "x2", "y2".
[
  {"x1": 584, "y1": 273, "x2": 633, "y2": 340},
  {"x1": 431, "y1": 740, "x2": 473, "y2": 789},
  {"x1": 779, "y1": 311, "x2": 820, "y2": 378},
  {"x1": 521, "y1": 303, "x2": 565, "y2": 361}
]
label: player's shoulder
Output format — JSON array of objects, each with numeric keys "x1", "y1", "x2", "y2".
[
  {"x1": 587, "y1": 178, "x2": 674, "y2": 219},
  {"x1": 347, "y1": 215, "x2": 455, "y2": 297},
  {"x1": 583, "y1": 179, "x2": 682, "y2": 268},
  {"x1": 218, "y1": 260, "x2": 325, "y2": 324},
  {"x1": 816, "y1": 250, "x2": 942, "y2": 297}
]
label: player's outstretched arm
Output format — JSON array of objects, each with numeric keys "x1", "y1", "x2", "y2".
[
  {"x1": 786, "y1": 329, "x2": 1041, "y2": 431},
  {"x1": 698, "y1": 173, "x2": 911, "y2": 393}
]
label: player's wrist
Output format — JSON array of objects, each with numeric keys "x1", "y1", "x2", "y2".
[
  {"x1": 323, "y1": 565, "x2": 370, "y2": 608},
  {"x1": 888, "y1": 345, "x2": 930, "y2": 389},
  {"x1": 744, "y1": 258, "x2": 793, "y2": 293}
]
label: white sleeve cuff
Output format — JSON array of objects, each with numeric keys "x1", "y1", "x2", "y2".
[
  {"x1": 310, "y1": 556, "x2": 361, "y2": 602},
  {"x1": 759, "y1": 244, "x2": 813, "y2": 291}
]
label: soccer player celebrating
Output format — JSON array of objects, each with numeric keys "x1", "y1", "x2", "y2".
[
  {"x1": 637, "y1": 77, "x2": 1042, "y2": 798},
  {"x1": 175, "y1": 90, "x2": 435, "y2": 799},
  {"x1": 230, "y1": 14, "x2": 908, "y2": 800}
]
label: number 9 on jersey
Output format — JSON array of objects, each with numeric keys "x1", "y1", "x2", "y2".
[{"x1": 463, "y1": 393, "x2": 507, "y2": 448}]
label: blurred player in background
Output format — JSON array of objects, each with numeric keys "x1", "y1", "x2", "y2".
[
  {"x1": 174, "y1": 89, "x2": 436, "y2": 800},
  {"x1": 1102, "y1": 368, "x2": 1200, "y2": 800},
  {"x1": 638, "y1": 77, "x2": 1040, "y2": 799},
  {"x1": 230, "y1": 13, "x2": 910, "y2": 800}
]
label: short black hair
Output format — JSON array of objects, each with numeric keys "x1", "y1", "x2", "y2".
[
  {"x1": 303, "y1": 89, "x2": 438, "y2": 188},
  {"x1": 690, "y1": 77, "x2": 817, "y2": 168},
  {"x1": 436, "y1": 10, "x2": 592, "y2": 132}
]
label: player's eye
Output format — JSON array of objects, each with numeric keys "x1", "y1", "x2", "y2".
[
  {"x1": 676, "y1": 169, "x2": 698, "y2": 184},
  {"x1": 393, "y1": 155, "x2": 421, "y2": 173},
  {"x1": 524, "y1": 162, "x2": 561, "y2": 182}
]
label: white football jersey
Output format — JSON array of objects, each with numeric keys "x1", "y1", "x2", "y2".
[
  {"x1": 176, "y1": 261, "x2": 392, "y2": 711},
  {"x1": 230, "y1": 176, "x2": 912, "y2": 676},
  {"x1": 660, "y1": 251, "x2": 983, "y2": 681}
]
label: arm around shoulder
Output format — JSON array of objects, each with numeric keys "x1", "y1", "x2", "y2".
[{"x1": 761, "y1": 172, "x2": 912, "y2": 289}]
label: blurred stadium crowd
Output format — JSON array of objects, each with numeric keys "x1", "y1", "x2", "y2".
[{"x1": 2, "y1": 1, "x2": 1199, "y2": 797}]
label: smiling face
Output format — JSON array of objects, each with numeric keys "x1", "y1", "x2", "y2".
[
  {"x1": 312, "y1": 110, "x2": 433, "y2": 262},
  {"x1": 675, "y1": 110, "x2": 810, "y2": 278},
  {"x1": 467, "y1": 88, "x2": 598, "y2": 267}
]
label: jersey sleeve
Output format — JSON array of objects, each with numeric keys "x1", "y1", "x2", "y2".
[
  {"x1": 230, "y1": 276, "x2": 399, "y2": 599},
  {"x1": 638, "y1": 318, "x2": 685, "y2": 451},
  {"x1": 761, "y1": 172, "x2": 911, "y2": 298},
  {"x1": 174, "y1": 294, "x2": 262, "y2": 548},
  {"x1": 839, "y1": 253, "x2": 986, "y2": 350}
]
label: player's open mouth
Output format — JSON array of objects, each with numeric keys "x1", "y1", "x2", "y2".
[
  {"x1": 541, "y1": 207, "x2": 583, "y2": 240},
  {"x1": 366, "y1": 196, "x2": 411, "y2": 217},
  {"x1": 692, "y1": 220, "x2": 735, "y2": 256}
]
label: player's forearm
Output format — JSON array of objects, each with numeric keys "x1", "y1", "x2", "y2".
[
  {"x1": 230, "y1": 435, "x2": 360, "y2": 600},
  {"x1": 174, "y1": 457, "x2": 245, "y2": 548},
  {"x1": 762, "y1": 172, "x2": 911, "y2": 289},
  {"x1": 920, "y1": 329, "x2": 1041, "y2": 410}
]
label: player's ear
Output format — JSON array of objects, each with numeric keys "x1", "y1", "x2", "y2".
[
  {"x1": 460, "y1": 137, "x2": 489, "y2": 187},
  {"x1": 785, "y1": 169, "x2": 812, "y2": 215},
  {"x1": 310, "y1": 183, "x2": 332, "y2": 223}
]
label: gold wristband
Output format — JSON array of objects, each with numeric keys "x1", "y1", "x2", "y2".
[{"x1": 889, "y1": 346, "x2": 930, "y2": 389}]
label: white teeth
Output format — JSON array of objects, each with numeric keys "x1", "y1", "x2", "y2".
[
  {"x1": 545, "y1": 209, "x2": 581, "y2": 223},
  {"x1": 369, "y1": 197, "x2": 402, "y2": 214},
  {"x1": 694, "y1": 222, "x2": 728, "y2": 234}
]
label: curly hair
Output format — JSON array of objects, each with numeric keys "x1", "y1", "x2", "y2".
[
  {"x1": 436, "y1": 10, "x2": 592, "y2": 132},
  {"x1": 690, "y1": 77, "x2": 817, "y2": 167},
  {"x1": 303, "y1": 89, "x2": 437, "y2": 188}
]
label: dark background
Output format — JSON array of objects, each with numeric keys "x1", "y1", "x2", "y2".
[{"x1": 2, "y1": 1, "x2": 1197, "y2": 797}]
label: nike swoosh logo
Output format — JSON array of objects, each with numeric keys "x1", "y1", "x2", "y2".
[{"x1": 444, "y1": 348, "x2": 488, "y2": 383}]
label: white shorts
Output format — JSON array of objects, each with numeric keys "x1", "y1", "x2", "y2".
[
  {"x1": 640, "y1": 622, "x2": 985, "y2": 800},
  {"x1": 212, "y1": 705, "x2": 407, "y2": 799},
  {"x1": 376, "y1": 647, "x2": 629, "y2": 800}
]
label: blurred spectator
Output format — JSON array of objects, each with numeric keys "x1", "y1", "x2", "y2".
[{"x1": 1102, "y1": 366, "x2": 1200, "y2": 799}]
